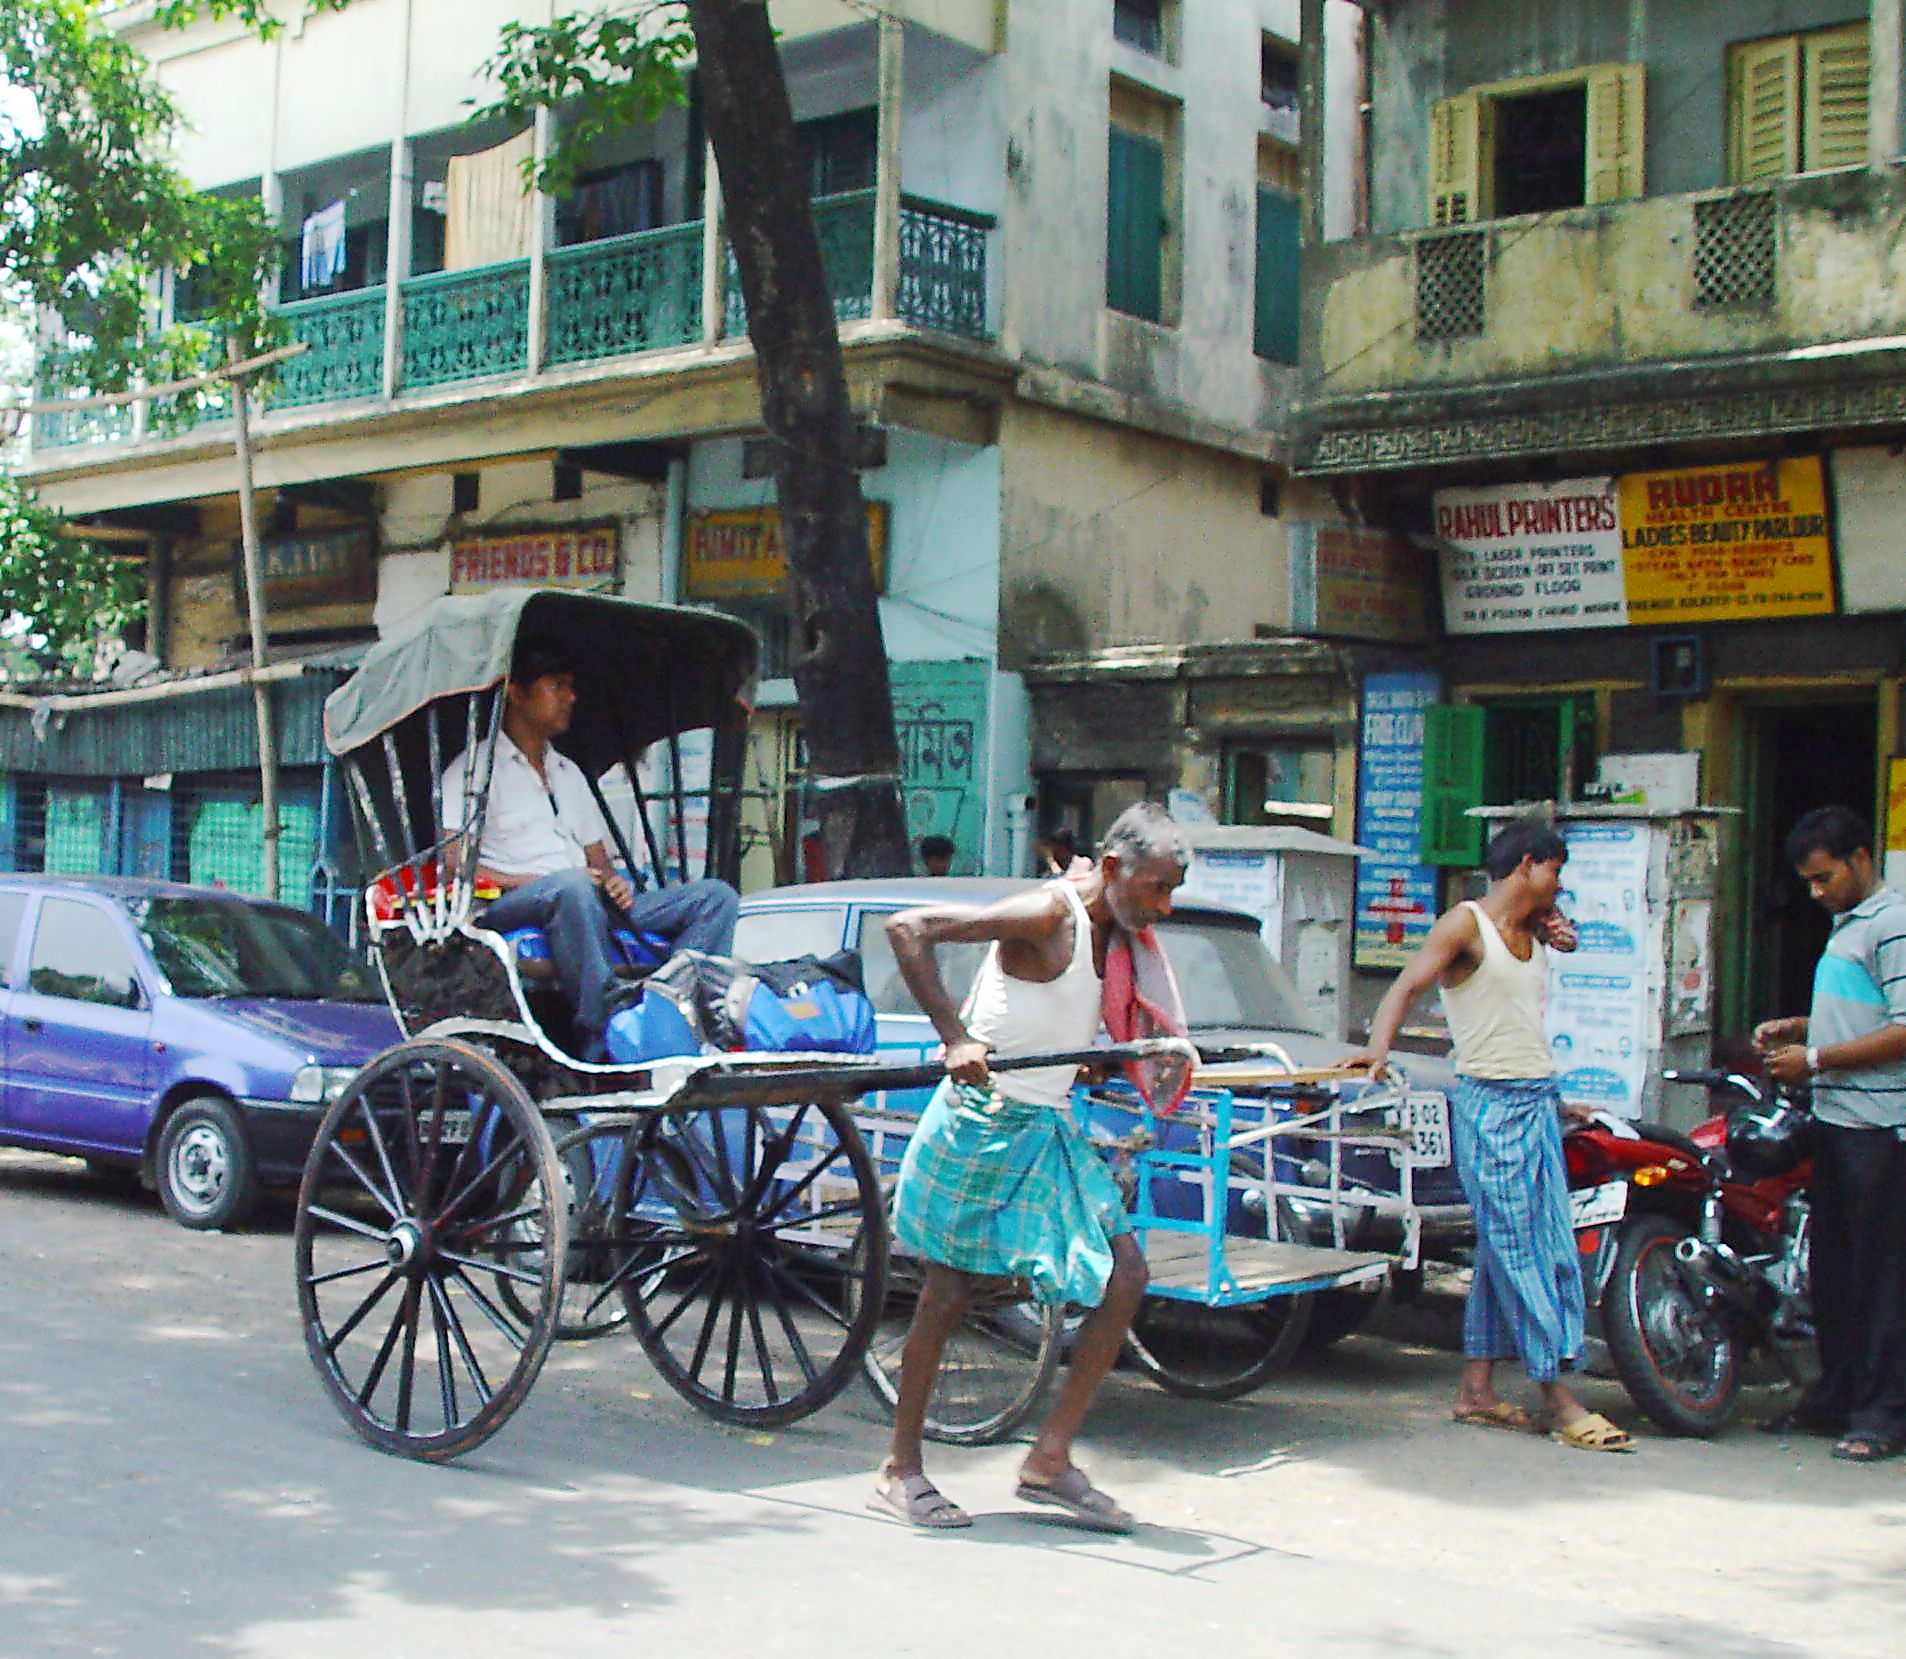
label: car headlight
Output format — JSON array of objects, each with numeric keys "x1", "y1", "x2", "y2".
[{"x1": 289, "y1": 1064, "x2": 361, "y2": 1104}]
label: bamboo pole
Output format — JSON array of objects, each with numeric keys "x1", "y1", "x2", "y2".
[{"x1": 227, "y1": 337, "x2": 281, "y2": 902}]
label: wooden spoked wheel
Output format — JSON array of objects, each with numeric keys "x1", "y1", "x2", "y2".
[
  {"x1": 610, "y1": 1100, "x2": 888, "y2": 1426},
  {"x1": 850, "y1": 1227, "x2": 1066, "y2": 1447},
  {"x1": 494, "y1": 1118, "x2": 635, "y2": 1342},
  {"x1": 293, "y1": 1039, "x2": 566, "y2": 1460}
]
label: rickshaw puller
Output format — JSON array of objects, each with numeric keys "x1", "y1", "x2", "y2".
[
  {"x1": 441, "y1": 638, "x2": 739, "y2": 1061},
  {"x1": 871, "y1": 801, "x2": 1188, "y2": 1532}
]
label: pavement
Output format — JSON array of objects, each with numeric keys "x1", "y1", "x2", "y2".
[{"x1": 3, "y1": 1147, "x2": 1904, "y2": 1658}]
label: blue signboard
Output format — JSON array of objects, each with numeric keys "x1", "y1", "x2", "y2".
[{"x1": 1353, "y1": 670, "x2": 1442, "y2": 969}]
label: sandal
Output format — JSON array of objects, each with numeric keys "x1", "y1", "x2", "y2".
[
  {"x1": 867, "y1": 1469, "x2": 972, "y2": 1529},
  {"x1": 1452, "y1": 1402, "x2": 1539, "y2": 1433},
  {"x1": 1551, "y1": 1411, "x2": 1634, "y2": 1453},
  {"x1": 1014, "y1": 1466, "x2": 1136, "y2": 1535},
  {"x1": 1832, "y1": 1433, "x2": 1906, "y2": 1463}
]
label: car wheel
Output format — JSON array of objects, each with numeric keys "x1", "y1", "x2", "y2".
[{"x1": 157, "y1": 1096, "x2": 258, "y2": 1232}]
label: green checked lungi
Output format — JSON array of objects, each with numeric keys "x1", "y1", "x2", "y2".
[{"x1": 891, "y1": 1079, "x2": 1133, "y2": 1308}]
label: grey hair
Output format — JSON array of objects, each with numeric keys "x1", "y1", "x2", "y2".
[{"x1": 1101, "y1": 800, "x2": 1189, "y2": 871}]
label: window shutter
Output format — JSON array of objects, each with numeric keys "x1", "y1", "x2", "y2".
[
  {"x1": 1428, "y1": 93, "x2": 1483, "y2": 225},
  {"x1": 1729, "y1": 37, "x2": 1800, "y2": 183},
  {"x1": 1254, "y1": 187, "x2": 1301, "y2": 361},
  {"x1": 1107, "y1": 126, "x2": 1166, "y2": 321},
  {"x1": 1585, "y1": 65, "x2": 1646, "y2": 204},
  {"x1": 1420, "y1": 705, "x2": 1487, "y2": 867},
  {"x1": 1803, "y1": 23, "x2": 1871, "y2": 170}
]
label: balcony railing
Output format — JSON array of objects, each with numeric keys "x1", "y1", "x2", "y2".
[
  {"x1": 30, "y1": 191, "x2": 994, "y2": 453},
  {"x1": 545, "y1": 221, "x2": 703, "y2": 366},
  {"x1": 269, "y1": 287, "x2": 388, "y2": 409}
]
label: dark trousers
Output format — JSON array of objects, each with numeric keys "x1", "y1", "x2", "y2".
[
  {"x1": 481, "y1": 868, "x2": 738, "y2": 1059},
  {"x1": 1801, "y1": 1121, "x2": 1906, "y2": 1440}
]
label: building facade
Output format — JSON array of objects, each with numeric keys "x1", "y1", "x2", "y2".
[
  {"x1": 24, "y1": 0, "x2": 1361, "y2": 896},
  {"x1": 1295, "y1": 0, "x2": 1906, "y2": 1034}
]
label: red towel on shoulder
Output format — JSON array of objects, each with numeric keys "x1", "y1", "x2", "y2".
[{"x1": 1100, "y1": 923, "x2": 1193, "y2": 1114}]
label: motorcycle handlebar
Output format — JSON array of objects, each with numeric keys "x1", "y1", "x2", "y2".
[{"x1": 1661, "y1": 1068, "x2": 1768, "y2": 1104}]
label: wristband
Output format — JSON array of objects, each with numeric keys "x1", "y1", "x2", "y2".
[{"x1": 1806, "y1": 1046, "x2": 1821, "y2": 1075}]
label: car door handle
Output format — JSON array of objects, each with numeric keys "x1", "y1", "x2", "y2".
[{"x1": 20, "y1": 1017, "x2": 41, "y2": 1033}]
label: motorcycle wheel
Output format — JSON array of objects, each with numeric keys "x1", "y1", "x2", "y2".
[{"x1": 1602, "y1": 1214, "x2": 1741, "y2": 1437}]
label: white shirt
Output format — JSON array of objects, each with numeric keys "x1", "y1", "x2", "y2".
[{"x1": 441, "y1": 732, "x2": 607, "y2": 878}]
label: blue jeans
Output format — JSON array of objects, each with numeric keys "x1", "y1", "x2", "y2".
[{"x1": 480, "y1": 869, "x2": 739, "y2": 1059}]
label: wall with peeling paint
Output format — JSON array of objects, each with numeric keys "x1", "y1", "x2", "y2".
[{"x1": 996, "y1": 400, "x2": 1346, "y2": 668}]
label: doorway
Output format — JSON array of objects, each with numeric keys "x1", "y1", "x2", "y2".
[{"x1": 1737, "y1": 698, "x2": 1878, "y2": 1028}]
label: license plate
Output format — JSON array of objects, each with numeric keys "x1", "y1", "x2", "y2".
[
  {"x1": 1405, "y1": 1092, "x2": 1451, "y2": 1168},
  {"x1": 1569, "y1": 1179, "x2": 1628, "y2": 1229},
  {"x1": 434, "y1": 1108, "x2": 473, "y2": 1145}
]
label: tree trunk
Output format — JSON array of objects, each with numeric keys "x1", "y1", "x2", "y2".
[{"x1": 687, "y1": 0, "x2": 910, "y2": 879}]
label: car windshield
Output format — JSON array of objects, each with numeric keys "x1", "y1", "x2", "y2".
[
  {"x1": 1155, "y1": 916, "x2": 1316, "y2": 1034},
  {"x1": 134, "y1": 898, "x2": 380, "y2": 1002}
]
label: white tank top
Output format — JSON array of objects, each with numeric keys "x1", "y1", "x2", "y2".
[
  {"x1": 963, "y1": 880, "x2": 1104, "y2": 1108},
  {"x1": 1438, "y1": 900, "x2": 1556, "y2": 1081}
]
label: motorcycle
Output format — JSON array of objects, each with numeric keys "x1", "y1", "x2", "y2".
[{"x1": 1564, "y1": 1068, "x2": 1814, "y2": 1436}]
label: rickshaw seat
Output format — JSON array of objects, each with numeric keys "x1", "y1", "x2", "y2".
[{"x1": 501, "y1": 925, "x2": 670, "y2": 981}]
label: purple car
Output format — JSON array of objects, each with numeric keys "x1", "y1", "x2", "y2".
[{"x1": 0, "y1": 876, "x2": 399, "y2": 1231}]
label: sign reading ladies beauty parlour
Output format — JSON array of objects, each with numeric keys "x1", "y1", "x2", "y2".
[{"x1": 1435, "y1": 457, "x2": 1836, "y2": 635}]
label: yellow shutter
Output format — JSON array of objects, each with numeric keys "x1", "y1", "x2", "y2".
[
  {"x1": 1803, "y1": 22, "x2": 1870, "y2": 170},
  {"x1": 1584, "y1": 64, "x2": 1646, "y2": 204},
  {"x1": 1728, "y1": 37, "x2": 1801, "y2": 183},
  {"x1": 1428, "y1": 92, "x2": 1485, "y2": 225}
]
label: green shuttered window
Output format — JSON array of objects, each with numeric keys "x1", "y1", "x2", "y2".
[
  {"x1": 1254, "y1": 187, "x2": 1300, "y2": 361},
  {"x1": 1420, "y1": 705, "x2": 1486, "y2": 866},
  {"x1": 1107, "y1": 127, "x2": 1166, "y2": 321}
]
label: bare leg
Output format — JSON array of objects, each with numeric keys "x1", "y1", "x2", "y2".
[
  {"x1": 1452, "y1": 1357, "x2": 1503, "y2": 1416},
  {"x1": 884, "y1": 1264, "x2": 974, "y2": 1479},
  {"x1": 1021, "y1": 1233, "x2": 1148, "y2": 1480},
  {"x1": 1539, "y1": 1379, "x2": 1591, "y2": 1428}
]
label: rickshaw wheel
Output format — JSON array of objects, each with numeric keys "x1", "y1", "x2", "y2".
[
  {"x1": 610, "y1": 1099, "x2": 889, "y2": 1426},
  {"x1": 847, "y1": 1221, "x2": 1064, "y2": 1446},
  {"x1": 1122, "y1": 1198, "x2": 1315, "y2": 1401},
  {"x1": 293, "y1": 1039, "x2": 567, "y2": 1461},
  {"x1": 494, "y1": 1119, "x2": 635, "y2": 1343}
]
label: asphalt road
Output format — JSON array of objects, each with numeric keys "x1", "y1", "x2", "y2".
[{"x1": 2, "y1": 1147, "x2": 1903, "y2": 1659}]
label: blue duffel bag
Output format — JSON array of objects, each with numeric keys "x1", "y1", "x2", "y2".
[
  {"x1": 738, "y1": 973, "x2": 876, "y2": 1055},
  {"x1": 603, "y1": 985, "x2": 701, "y2": 1064}
]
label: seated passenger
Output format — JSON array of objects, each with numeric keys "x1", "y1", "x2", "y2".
[{"x1": 440, "y1": 637, "x2": 739, "y2": 1060}]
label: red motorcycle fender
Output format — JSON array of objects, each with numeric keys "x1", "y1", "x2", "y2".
[{"x1": 1572, "y1": 1219, "x2": 1624, "y2": 1307}]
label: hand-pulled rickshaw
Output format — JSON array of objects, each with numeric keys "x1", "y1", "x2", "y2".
[{"x1": 293, "y1": 587, "x2": 1187, "y2": 1461}]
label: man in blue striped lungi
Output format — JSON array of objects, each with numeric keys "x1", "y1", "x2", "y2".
[{"x1": 1349, "y1": 815, "x2": 1633, "y2": 1452}]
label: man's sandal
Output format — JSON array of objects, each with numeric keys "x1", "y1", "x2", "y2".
[
  {"x1": 867, "y1": 1469, "x2": 972, "y2": 1529},
  {"x1": 1832, "y1": 1433, "x2": 1906, "y2": 1463},
  {"x1": 1014, "y1": 1467, "x2": 1136, "y2": 1534},
  {"x1": 1451, "y1": 1402, "x2": 1539, "y2": 1433},
  {"x1": 1551, "y1": 1411, "x2": 1634, "y2": 1453}
]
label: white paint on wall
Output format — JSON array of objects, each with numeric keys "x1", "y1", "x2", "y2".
[{"x1": 1833, "y1": 447, "x2": 1906, "y2": 615}]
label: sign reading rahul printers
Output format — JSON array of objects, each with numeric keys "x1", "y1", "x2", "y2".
[{"x1": 1434, "y1": 458, "x2": 1835, "y2": 635}]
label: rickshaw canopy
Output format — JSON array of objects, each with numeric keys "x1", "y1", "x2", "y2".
[{"x1": 322, "y1": 589, "x2": 758, "y2": 779}]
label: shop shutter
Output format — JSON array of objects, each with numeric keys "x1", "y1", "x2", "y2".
[
  {"x1": 1803, "y1": 23, "x2": 1871, "y2": 170},
  {"x1": 1584, "y1": 65, "x2": 1646, "y2": 205},
  {"x1": 1107, "y1": 126, "x2": 1166, "y2": 320},
  {"x1": 1729, "y1": 37, "x2": 1800, "y2": 183},
  {"x1": 1427, "y1": 92, "x2": 1484, "y2": 225},
  {"x1": 1420, "y1": 704, "x2": 1486, "y2": 866},
  {"x1": 1254, "y1": 187, "x2": 1301, "y2": 361}
]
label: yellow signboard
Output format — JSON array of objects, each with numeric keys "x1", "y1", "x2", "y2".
[
  {"x1": 450, "y1": 526, "x2": 619, "y2": 591},
  {"x1": 683, "y1": 503, "x2": 888, "y2": 599},
  {"x1": 1616, "y1": 457, "x2": 1835, "y2": 625}
]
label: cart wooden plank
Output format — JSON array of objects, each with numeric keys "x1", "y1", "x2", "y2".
[{"x1": 1141, "y1": 1233, "x2": 1391, "y2": 1296}]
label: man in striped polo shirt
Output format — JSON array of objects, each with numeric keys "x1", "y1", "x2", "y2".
[{"x1": 1756, "y1": 805, "x2": 1906, "y2": 1462}]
